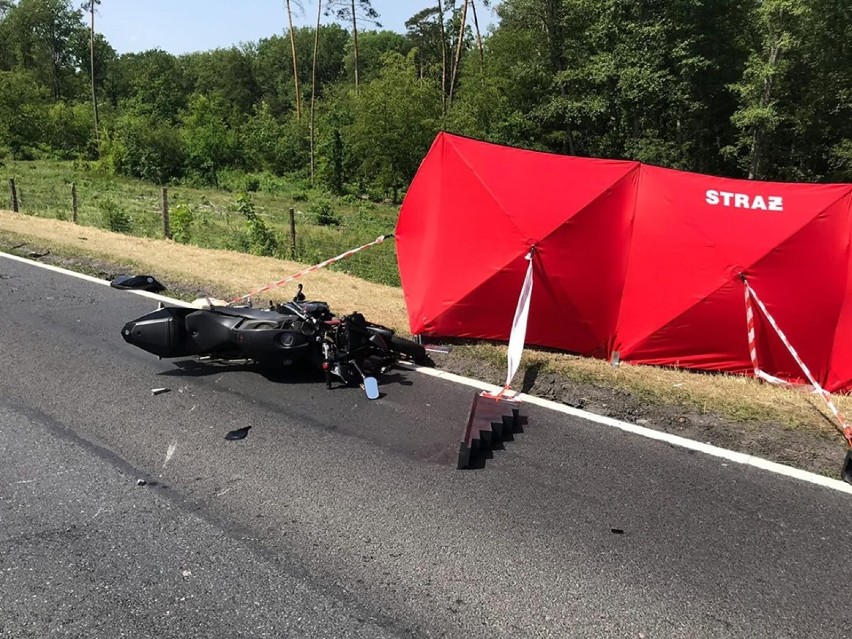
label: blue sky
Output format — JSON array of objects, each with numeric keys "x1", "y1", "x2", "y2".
[{"x1": 97, "y1": 1, "x2": 500, "y2": 55}]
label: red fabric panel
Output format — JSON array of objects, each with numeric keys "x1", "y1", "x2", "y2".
[
  {"x1": 427, "y1": 170, "x2": 640, "y2": 356},
  {"x1": 397, "y1": 132, "x2": 852, "y2": 390},
  {"x1": 744, "y1": 195, "x2": 852, "y2": 387},
  {"x1": 825, "y1": 193, "x2": 852, "y2": 392},
  {"x1": 396, "y1": 133, "x2": 526, "y2": 334},
  {"x1": 616, "y1": 165, "x2": 851, "y2": 380},
  {"x1": 437, "y1": 133, "x2": 639, "y2": 241},
  {"x1": 616, "y1": 281, "x2": 752, "y2": 373},
  {"x1": 528, "y1": 169, "x2": 639, "y2": 355},
  {"x1": 397, "y1": 133, "x2": 638, "y2": 343}
]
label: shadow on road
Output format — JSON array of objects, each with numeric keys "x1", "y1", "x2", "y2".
[{"x1": 159, "y1": 359, "x2": 417, "y2": 389}]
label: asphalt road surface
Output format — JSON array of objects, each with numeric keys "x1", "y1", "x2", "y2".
[{"x1": 1, "y1": 254, "x2": 850, "y2": 638}]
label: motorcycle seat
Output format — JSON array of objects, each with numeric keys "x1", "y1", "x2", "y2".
[{"x1": 210, "y1": 306, "x2": 295, "y2": 321}]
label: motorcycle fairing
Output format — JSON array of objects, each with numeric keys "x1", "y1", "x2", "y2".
[
  {"x1": 121, "y1": 305, "x2": 317, "y2": 365},
  {"x1": 121, "y1": 306, "x2": 194, "y2": 358}
]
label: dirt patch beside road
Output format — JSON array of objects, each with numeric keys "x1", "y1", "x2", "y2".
[{"x1": 435, "y1": 346, "x2": 845, "y2": 477}]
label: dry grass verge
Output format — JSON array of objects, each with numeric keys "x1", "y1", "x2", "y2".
[
  {"x1": 2, "y1": 209, "x2": 849, "y2": 471},
  {"x1": 456, "y1": 343, "x2": 846, "y2": 438},
  {"x1": 0, "y1": 210, "x2": 407, "y2": 330}
]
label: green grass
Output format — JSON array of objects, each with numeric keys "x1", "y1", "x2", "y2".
[{"x1": 2, "y1": 159, "x2": 402, "y2": 286}]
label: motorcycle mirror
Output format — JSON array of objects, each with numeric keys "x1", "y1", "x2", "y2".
[{"x1": 363, "y1": 376, "x2": 380, "y2": 400}]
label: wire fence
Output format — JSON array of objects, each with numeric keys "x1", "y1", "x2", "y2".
[{"x1": 5, "y1": 175, "x2": 402, "y2": 287}]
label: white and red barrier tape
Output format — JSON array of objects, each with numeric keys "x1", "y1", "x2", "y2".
[
  {"x1": 228, "y1": 234, "x2": 393, "y2": 305},
  {"x1": 742, "y1": 276, "x2": 852, "y2": 447},
  {"x1": 744, "y1": 282, "x2": 792, "y2": 386},
  {"x1": 483, "y1": 248, "x2": 536, "y2": 402}
]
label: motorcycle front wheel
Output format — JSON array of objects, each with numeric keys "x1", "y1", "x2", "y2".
[{"x1": 389, "y1": 335, "x2": 429, "y2": 364}]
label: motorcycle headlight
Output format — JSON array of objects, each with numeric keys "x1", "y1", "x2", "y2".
[{"x1": 280, "y1": 333, "x2": 296, "y2": 347}]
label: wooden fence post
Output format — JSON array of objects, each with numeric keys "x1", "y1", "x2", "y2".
[
  {"x1": 289, "y1": 207, "x2": 296, "y2": 258},
  {"x1": 161, "y1": 187, "x2": 170, "y2": 239},
  {"x1": 71, "y1": 183, "x2": 78, "y2": 223},
  {"x1": 9, "y1": 178, "x2": 18, "y2": 212}
]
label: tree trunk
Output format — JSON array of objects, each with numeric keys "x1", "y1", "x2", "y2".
[
  {"x1": 748, "y1": 42, "x2": 782, "y2": 180},
  {"x1": 351, "y1": 0, "x2": 360, "y2": 93},
  {"x1": 449, "y1": 0, "x2": 468, "y2": 106},
  {"x1": 470, "y1": 0, "x2": 484, "y2": 62},
  {"x1": 286, "y1": 0, "x2": 302, "y2": 120},
  {"x1": 310, "y1": 0, "x2": 322, "y2": 183},
  {"x1": 89, "y1": 2, "x2": 100, "y2": 148},
  {"x1": 437, "y1": 0, "x2": 447, "y2": 115},
  {"x1": 50, "y1": 39, "x2": 61, "y2": 99}
]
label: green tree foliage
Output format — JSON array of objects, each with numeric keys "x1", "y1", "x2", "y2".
[
  {"x1": 327, "y1": 0, "x2": 381, "y2": 89},
  {"x1": 342, "y1": 30, "x2": 410, "y2": 84},
  {"x1": 68, "y1": 29, "x2": 116, "y2": 101},
  {"x1": 99, "y1": 198, "x2": 131, "y2": 233},
  {"x1": 0, "y1": 70, "x2": 51, "y2": 156},
  {"x1": 349, "y1": 51, "x2": 442, "y2": 201},
  {"x1": 0, "y1": 0, "x2": 82, "y2": 99},
  {"x1": 254, "y1": 30, "x2": 313, "y2": 118},
  {"x1": 0, "y1": 0, "x2": 849, "y2": 192},
  {"x1": 170, "y1": 202, "x2": 194, "y2": 244},
  {"x1": 309, "y1": 23, "x2": 350, "y2": 90},
  {"x1": 444, "y1": 55, "x2": 510, "y2": 142},
  {"x1": 182, "y1": 47, "x2": 259, "y2": 119},
  {"x1": 405, "y1": 6, "x2": 445, "y2": 82},
  {"x1": 476, "y1": 0, "x2": 753, "y2": 173},
  {"x1": 325, "y1": 126, "x2": 345, "y2": 194},
  {"x1": 237, "y1": 193, "x2": 278, "y2": 256},
  {"x1": 118, "y1": 49, "x2": 188, "y2": 121},
  {"x1": 254, "y1": 26, "x2": 349, "y2": 118},
  {"x1": 241, "y1": 101, "x2": 309, "y2": 175},
  {"x1": 44, "y1": 100, "x2": 93, "y2": 156},
  {"x1": 728, "y1": 0, "x2": 852, "y2": 181},
  {"x1": 180, "y1": 93, "x2": 235, "y2": 186},
  {"x1": 728, "y1": 0, "x2": 806, "y2": 179},
  {"x1": 100, "y1": 109, "x2": 185, "y2": 184}
]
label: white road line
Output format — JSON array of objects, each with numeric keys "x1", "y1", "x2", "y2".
[
  {"x1": 399, "y1": 363, "x2": 852, "y2": 495},
  {"x1": 0, "y1": 251, "x2": 193, "y2": 307},
  {"x1": 4, "y1": 250, "x2": 851, "y2": 495}
]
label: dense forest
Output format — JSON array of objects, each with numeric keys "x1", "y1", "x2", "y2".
[{"x1": 0, "y1": 0, "x2": 850, "y2": 203}]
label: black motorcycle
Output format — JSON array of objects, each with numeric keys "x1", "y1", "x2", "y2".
[{"x1": 120, "y1": 285, "x2": 428, "y2": 399}]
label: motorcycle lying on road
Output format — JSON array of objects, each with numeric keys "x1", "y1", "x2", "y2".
[{"x1": 120, "y1": 285, "x2": 428, "y2": 399}]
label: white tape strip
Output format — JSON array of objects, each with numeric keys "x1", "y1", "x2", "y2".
[
  {"x1": 503, "y1": 249, "x2": 534, "y2": 392},
  {"x1": 230, "y1": 234, "x2": 391, "y2": 304}
]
